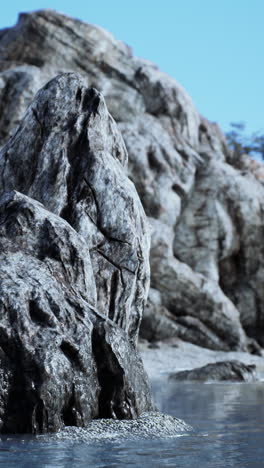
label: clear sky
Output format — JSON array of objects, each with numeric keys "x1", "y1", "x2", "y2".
[{"x1": 0, "y1": 0, "x2": 263, "y2": 135}]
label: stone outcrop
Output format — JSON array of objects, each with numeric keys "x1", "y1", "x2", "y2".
[
  {"x1": 169, "y1": 360, "x2": 257, "y2": 382},
  {"x1": 0, "y1": 9, "x2": 264, "y2": 360},
  {"x1": 0, "y1": 73, "x2": 153, "y2": 433}
]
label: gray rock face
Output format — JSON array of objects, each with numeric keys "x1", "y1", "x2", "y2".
[
  {"x1": 0, "y1": 9, "x2": 264, "y2": 353},
  {"x1": 0, "y1": 73, "x2": 153, "y2": 433},
  {"x1": 0, "y1": 65, "x2": 44, "y2": 145},
  {"x1": 169, "y1": 360, "x2": 257, "y2": 382},
  {"x1": 0, "y1": 72, "x2": 150, "y2": 342}
]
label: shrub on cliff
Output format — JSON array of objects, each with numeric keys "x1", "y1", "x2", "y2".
[{"x1": 226, "y1": 122, "x2": 264, "y2": 160}]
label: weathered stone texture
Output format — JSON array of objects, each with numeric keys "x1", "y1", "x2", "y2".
[
  {"x1": 0, "y1": 9, "x2": 263, "y2": 371},
  {"x1": 0, "y1": 72, "x2": 153, "y2": 433}
]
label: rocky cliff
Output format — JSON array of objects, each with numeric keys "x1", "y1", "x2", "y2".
[{"x1": 0, "y1": 10, "x2": 263, "y2": 431}]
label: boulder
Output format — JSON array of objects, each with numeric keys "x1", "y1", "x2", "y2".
[
  {"x1": 0, "y1": 73, "x2": 153, "y2": 433},
  {"x1": 169, "y1": 360, "x2": 257, "y2": 382}
]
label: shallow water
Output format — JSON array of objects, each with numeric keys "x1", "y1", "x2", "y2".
[{"x1": 1, "y1": 381, "x2": 264, "y2": 467}]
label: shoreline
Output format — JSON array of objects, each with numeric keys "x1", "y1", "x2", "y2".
[{"x1": 139, "y1": 338, "x2": 264, "y2": 382}]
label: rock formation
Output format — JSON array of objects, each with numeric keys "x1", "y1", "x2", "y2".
[
  {"x1": 0, "y1": 72, "x2": 153, "y2": 433},
  {"x1": 0, "y1": 9, "x2": 263, "y2": 396}
]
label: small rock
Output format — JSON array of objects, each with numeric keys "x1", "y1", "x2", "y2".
[
  {"x1": 169, "y1": 360, "x2": 257, "y2": 382},
  {"x1": 148, "y1": 343, "x2": 160, "y2": 349}
]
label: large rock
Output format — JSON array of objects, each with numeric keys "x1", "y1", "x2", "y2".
[
  {"x1": 0, "y1": 74, "x2": 153, "y2": 433},
  {"x1": 0, "y1": 72, "x2": 150, "y2": 342},
  {"x1": 0, "y1": 9, "x2": 264, "y2": 351}
]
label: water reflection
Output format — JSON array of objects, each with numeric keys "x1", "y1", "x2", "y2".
[
  {"x1": 153, "y1": 379, "x2": 264, "y2": 468},
  {"x1": 0, "y1": 382, "x2": 264, "y2": 467}
]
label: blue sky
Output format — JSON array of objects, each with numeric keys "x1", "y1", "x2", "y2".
[{"x1": 1, "y1": 0, "x2": 263, "y2": 135}]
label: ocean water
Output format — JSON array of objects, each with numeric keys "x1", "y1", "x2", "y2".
[{"x1": 0, "y1": 381, "x2": 264, "y2": 467}]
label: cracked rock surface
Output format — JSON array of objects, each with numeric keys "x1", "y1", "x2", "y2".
[
  {"x1": 0, "y1": 73, "x2": 153, "y2": 433},
  {"x1": 0, "y1": 8, "x2": 264, "y2": 388}
]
